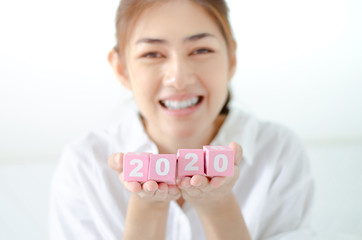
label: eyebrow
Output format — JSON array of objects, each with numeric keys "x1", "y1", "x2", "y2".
[
  {"x1": 136, "y1": 33, "x2": 216, "y2": 45},
  {"x1": 186, "y1": 33, "x2": 216, "y2": 42}
]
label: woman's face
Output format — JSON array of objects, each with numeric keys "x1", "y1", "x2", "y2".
[{"x1": 120, "y1": 0, "x2": 235, "y2": 141}]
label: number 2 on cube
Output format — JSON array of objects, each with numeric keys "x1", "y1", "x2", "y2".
[
  {"x1": 129, "y1": 159, "x2": 144, "y2": 177},
  {"x1": 123, "y1": 153, "x2": 150, "y2": 182},
  {"x1": 177, "y1": 149, "x2": 204, "y2": 177}
]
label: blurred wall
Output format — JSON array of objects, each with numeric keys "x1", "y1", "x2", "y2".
[{"x1": 0, "y1": 0, "x2": 361, "y2": 163}]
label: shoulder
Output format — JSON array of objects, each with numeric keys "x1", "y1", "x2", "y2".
[
  {"x1": 61, "y1": 106, "x2": 144, "y2": 166},
  {"x1": 52, "y1": 127, "x2": 115, "y2": 190},
  {"x1": 226, "y1": 103, "x2": 308, "y2": 166},
  {"x1": 54, "y1": 111, "x2": 137, "y2": 182},
  {"x1": 67, "y1": 125, "x2": 116, "y2": 162},
  {"x1": 229, "y1": 103, "x2": 296, "y2": 139},
  {"x1": 50, "y1": 116, "x2": 132, "y2": 236}
]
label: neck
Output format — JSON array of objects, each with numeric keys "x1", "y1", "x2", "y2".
[{"x1": 144, "y1": 114, "x2": 227, "y2": 154}]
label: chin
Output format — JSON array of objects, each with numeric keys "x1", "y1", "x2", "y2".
[{"x1": 166, "y1": 124, "x2": 199, "y2": 140}]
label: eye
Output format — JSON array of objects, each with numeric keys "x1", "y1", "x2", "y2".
[
  {"x1": 141, "y1": 52, "x2": 163, "y2": 58},
  {"x1": 191, "y1": 48, "x2": 214, "y2": 55}
]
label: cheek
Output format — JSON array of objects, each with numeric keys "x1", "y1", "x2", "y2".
[
  {"x1": 196, "y1": 56, "x2": 229, "y2": 90},
  {"x1": 130, "y1": 64, "x2": 162, "y2": 97}
]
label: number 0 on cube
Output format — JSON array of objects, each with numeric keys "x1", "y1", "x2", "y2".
[{"x1": 203, "y1": 146, "x2": 234, "y2": 177}]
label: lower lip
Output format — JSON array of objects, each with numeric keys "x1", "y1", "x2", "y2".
[{"x1": 160, "y1": 100, "x2": 203, "y2": 117}]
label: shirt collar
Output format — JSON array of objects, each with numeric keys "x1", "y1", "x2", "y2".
[
  {"x1": 210, "y1": 101, "x2": 257, "y2": 166},
  {"x1": 113, "y1": 102, "x2": 159, "y2": 154}
]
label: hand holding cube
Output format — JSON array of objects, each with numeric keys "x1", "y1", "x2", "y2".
[
  {"x1": 123, "y1": 146, "x2": 234, "y2": 183},
  {"x1": 178, "y1": 142, "x2": 241, "y2": 208}
]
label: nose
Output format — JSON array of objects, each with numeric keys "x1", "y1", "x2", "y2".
[{"x1": 163, "y1": 54, "x2": 195, "y2": 89}]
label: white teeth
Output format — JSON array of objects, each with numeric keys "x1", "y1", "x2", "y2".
[{"x1": 161, "y1": 97, "x2": 200, "y2": 110}]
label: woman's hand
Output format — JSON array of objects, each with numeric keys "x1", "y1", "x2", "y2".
[
  {"x1": 177, "y1": 142, "x2": 250, "y2": 240},
  {"x1": 108, "y1": 153, "x2": 178, "y2": 240},
  {"x1": 108, "y1": 153, "x2": 181, "y2": 204},
  {"x1": 177, "y1": 142, "x2": 242, "y2": 209}
]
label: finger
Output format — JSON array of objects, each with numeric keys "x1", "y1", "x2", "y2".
[
  {"x1": 158, "y1": 182, "x2": 168, "y2": 192},
  {"x1": 178, "y1": 177, "x2": 192, "y2": 189},
  {"x1": 154, "y1": 183, "x2": 169, "y2": 200},
  {"x1": 123, "y1": 181, "x2": 142, "y2": 193},
  {"x1": 180, "y1": 176, "x2": 205, "y2": 197},
  {"x1": 190, "y1": 175, "x2": 209, "y2": 188},
  {"x1": 168, "y1": 185, "x2": 181, "y2": 198},
  {"x1": 142, "y1": 181, "x2": 158, "y2": 193},
  {"x1": 108, "y1": 153, "x2": 123, "y2": 174},
  {"x1": 183, "y1": 187, "x2": 202, "y2": 197},
  {"x1": 138, "y1": 181, "x2": 158, "y2": 198},
  {"x1": 119, "y1": 172, "x2": 125, "y2": 184},
  {"x1": 209, "y1": 176, "x2": 227, "y2": 189},
  {"x1": 228, "y1": 142, "x2": 242, "y2": 166}
]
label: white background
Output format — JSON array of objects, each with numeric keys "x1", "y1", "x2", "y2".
[
  {"x1": 0, "y1": 0, "x2": 361, "y2": 239},
  {"x1": 0, "y1": 0, "x2": 361, "y2": 162}
]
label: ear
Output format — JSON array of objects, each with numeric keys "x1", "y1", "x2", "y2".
[
  {"x1": 107, "y1": 48, "x2": 132, "y2": 90},
  {"x1": 227, "y1": 40, "x2": 237, "y2": 81}
]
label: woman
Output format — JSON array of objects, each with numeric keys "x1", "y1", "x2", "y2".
[{"x1": 50, "y1": 0, "x2": 314, "y2": 239}]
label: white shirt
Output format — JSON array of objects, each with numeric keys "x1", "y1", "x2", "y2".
[{"x1": 50, "y1": 102, "x2": 314, "y2": 240}]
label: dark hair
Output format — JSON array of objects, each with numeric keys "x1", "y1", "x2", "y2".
[{"x1": 220, "y1": 90, "x2": 230, "y2": 115}]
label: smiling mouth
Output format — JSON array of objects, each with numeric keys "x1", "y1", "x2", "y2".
[{"x1": 159, "y1": 96, "x2": 203, "y2": 110}]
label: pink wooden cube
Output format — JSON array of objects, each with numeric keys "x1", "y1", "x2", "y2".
[
  {"x1": 177, "y1": 149, "x2": 204, "y2": 177},
  {"x1": 203, "y1": 146, "x2": 234, "y2": 177},
  {"x1": 148, "y1": 154, "x2": 177, "y2": 185},
  {"x1": 123, "y1": 152, "x2": 150, "y2": 182}
]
